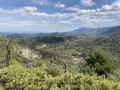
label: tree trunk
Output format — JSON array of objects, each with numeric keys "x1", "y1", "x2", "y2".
[{"x1": 62, "y1": 59, "x2": 67, "y2": 73}]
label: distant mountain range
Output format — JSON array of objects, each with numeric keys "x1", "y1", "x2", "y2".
[
  {"x1": 65, "y1": 27, "x2": 111, "y2": 35},
  {"x1": 0, "y1": 25, "x2": 120, "y2": 37},
  {"x1": 0, "y1": 32, "x2": 50, "y2": 37},
  {"x1": 64, "y1": 25, "x2": 120, "y2": 35},
  {"x1": 101, "y1": 25, "x2": 120, "y2": 34}
]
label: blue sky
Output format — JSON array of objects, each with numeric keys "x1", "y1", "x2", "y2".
[{"x1": 0, "y1": 0, "x2": 120, "y2": 33}]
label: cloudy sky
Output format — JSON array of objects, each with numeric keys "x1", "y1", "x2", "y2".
[{"x1": 0, "y1": 0, "x2": 120, "y2": 33}]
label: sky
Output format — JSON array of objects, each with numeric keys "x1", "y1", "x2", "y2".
[{"x1": 0, "y1": 0, "x2": 120, "y2": 33}]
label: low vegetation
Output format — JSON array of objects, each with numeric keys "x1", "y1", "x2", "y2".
[{"x1": 0, "y1": 33, "x2": 120, "y2": 90}]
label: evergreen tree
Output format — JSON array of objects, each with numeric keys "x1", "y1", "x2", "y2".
[{"x1": 86, "y1": 48, "x2": 117, "y2": 75}]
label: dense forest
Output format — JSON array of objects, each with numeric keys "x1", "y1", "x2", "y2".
[{"x1": 0, "y1": 31, "x2": 120, "y2": 90}]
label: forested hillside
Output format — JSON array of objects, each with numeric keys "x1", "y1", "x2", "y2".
[{"x1": 0, "y1": 32, "x2": 120, "y2": 90}]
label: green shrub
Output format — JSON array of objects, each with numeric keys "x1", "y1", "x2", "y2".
[
  {"x1": 47, "y1": 73, "x2": 120, "y2": 90},
  {"x1": 86, "y1": 48, "x2": 117, "y2": 75},
  {"x1": 46, "y1": 67, "x2": 61, "y2": 77},
  {"x1": 33, "y1": 59, "x2": 46, "y2": 69},
  {"x1": 0, "y1": 65, "x2": 119, "y2": 90},
  {"x1": 0, "y1": 86, "x2": 5, "y2": 90},
  {"x1": 0, "y1": 65, "x2": 48, "y2": 90}
]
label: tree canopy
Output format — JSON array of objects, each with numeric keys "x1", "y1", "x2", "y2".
[{"x1": 86, "y1": 48, "x2": 117, "y2": 75}]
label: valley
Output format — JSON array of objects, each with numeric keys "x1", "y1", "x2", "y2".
[{"x1": 0, "y1": 26, "x2": 120, "y2": 89}]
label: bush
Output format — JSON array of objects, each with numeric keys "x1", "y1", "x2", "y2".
[
  {"x1": 0, "y1": 65, "x2": 48, "y2": 90},
  {"x1": 0, "y1": 86, "x2": 5, "y2": 90},
  {"x1": 0, "y1": 65, "x2": 119, "y2": 90},
  {"x1": 46, "y1": 67, "x2": 61, "y2": 77},
  {"x1": 33, "y1": 59, "x2": 46, "y2": 69},
  {"x1": 86, "y1": 48, "x2": 117, "y2": 75},
  {"x1": 47, "y1": 73, "x2": 120, "y2": 90}
]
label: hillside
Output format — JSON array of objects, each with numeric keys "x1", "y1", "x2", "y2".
[
  {"x1": 0, "y1": 32, "x2": 50, "y2": 37},
  {"x1": 63, "y1": 25, "x2": 120, "y2": 35},
  {"x1": 102, "y1": 25, "x2": 120, "y2": 34},
  {"x1": 16, "y1": 32, "x2": 120, "y2": 67},
  {"x1": 66, "y1": 27, "x2": 109, "y2": 35},
  {"x1": 0, "y1": 32, "x2": 120, "y2": 89}
]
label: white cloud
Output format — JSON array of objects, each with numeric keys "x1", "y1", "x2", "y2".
[
  {"x1": 10, "y1": 6, "x2": 38, "y2": 16},
  {"x1": 0, "y1": 22, "x2": 41, "y2": 26},
  {"x1": 0, "y1": 6, "x2": 69, "y2": 18},
  {"x1": 59, "y1": 21, "x2": 72, "y2": 24},
  {"x1": 69, "y1": 15, "x2": 114, "y2": 24},
  {"x1": 0, "y1": 8, "x2": 3, "y2": 12},
  {"x1": 0, "y1": 0, "x2": 120, "y2": 25},
  {"x1": 100, "y1": 5, "x2": 112, "y2": 11},
  {"x1": 65, "y1": 0, "x2": 120, "y2": 24},
  {"x1": 51, "y1": 13, "x2": 70, "y2": 18},
  {"x1": 99, "y1": 0, "x2": 120, "y2": 12},
  {"x1": 80, "y1": 0, "x2": 95, "y2": 7},
  {"x1": 54, "y1": 2, "x2": 65, "y2": 8},
  {"x1": 33, "y1": 0, "x2": 52, "y2": 6},
  {"x1": 42, "y1": 21, "x2": 46, "y2": 24},
  {"x1": 66, "y1": 7, "x2": 80, "y2": 11}
]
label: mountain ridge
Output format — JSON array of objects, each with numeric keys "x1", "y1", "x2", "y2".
[{"x1": 1, "y1": 25, "x2": 120, "y2": 36}]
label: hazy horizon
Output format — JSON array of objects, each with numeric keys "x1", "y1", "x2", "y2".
[{"x1": 0, "y1": 25, "x2": 118, "y2": 34}]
